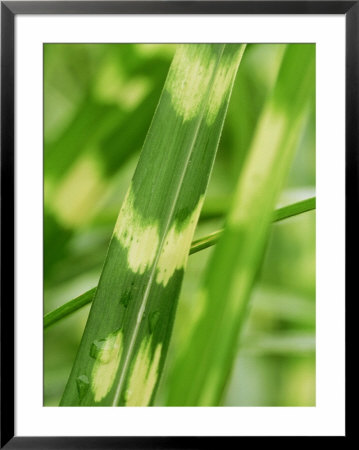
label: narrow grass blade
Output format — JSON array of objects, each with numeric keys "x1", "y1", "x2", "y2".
[
  {"x1": 272, "y1": 196, "x2": 315, "y2": 222},
  {"x1": 191, "y1": 196, "x2": 316, "y2": 254},
  {"x1": 166, "y1": 44, "x2": 315, "y2": 406},
  {"x1": 60, "y1": 44, "x2": 246, "y2": 406},
  {"x1": 44, "y1": 288, "x2": 96, "y2": 329},
  {"x1": 44, "y1": 197, "x2": 315, "y2": 329}
]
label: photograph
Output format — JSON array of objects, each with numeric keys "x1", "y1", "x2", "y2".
[{"x1": 43, "y1": 43, "x2": 316, "y2": 407}]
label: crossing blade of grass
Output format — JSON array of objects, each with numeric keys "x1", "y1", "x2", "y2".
[
  {"x1": 44, "y1": 288, "x2": 96, "y2": 329},
  {"x1": 190, "y1": 196, "x2": 316, "y2": 254},
  {"x1": 165, "y1": 44, "x2": 315, "y2": 406},
  {"x1": 44, "y1": 196, "x2": 315, "y2": 330},
  {"x1": 60, "y1": 44, "x2": 246, "y2": 406}
]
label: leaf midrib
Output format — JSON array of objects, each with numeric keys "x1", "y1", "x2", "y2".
[{"x1": 111, "y1": 45, "x2": 227, "y2": 405}]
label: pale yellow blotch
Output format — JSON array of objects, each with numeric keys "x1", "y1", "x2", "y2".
[
  {"x1": 125, "y1": 338, "x2": 162, "y2": 406},
  {"x1": 51, "y1": 153, "x2": 107, "y2": 227},
  {"x1": 114, "y1": 186, "x2": 160, "y2": 274},
  {"x1": 156, "y1": 196, "x2": 204, "y2": 287},
  {"x1": 206, "y1": 48, "x2": 245, "y2": 125},
  {"x1": 91, "y1": 330, "x2": 123, "y2": 402},
  {"x1": 166, "y1": 45, "x2": 216, "y2": 121},
  {"x1": 229, "y1": 104, "x2": 287, "y2": 227}
]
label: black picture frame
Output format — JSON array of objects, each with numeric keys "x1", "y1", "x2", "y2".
[{"x1": 1, "y1": 1, "x2": 354, "y2": 447}]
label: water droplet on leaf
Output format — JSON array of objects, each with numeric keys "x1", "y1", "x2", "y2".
[
  {"x1": 90, "y1": 339, "x2": 112, "y2": 363},
  {"x1": 76, "y1": 374, "x2": 89, "y2": 400},
  {"x1": 90, "y1": 330, "x2": 122, "y2": 364},
  {"x1": 120, "y1": 290, "x2": 131, "y2": 308}
]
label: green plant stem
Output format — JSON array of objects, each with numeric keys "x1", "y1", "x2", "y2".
[
  {"x1": 44, "y1": 288, "x2": 97, "y2": 329},
  {"x1": 191, "y1": 196, "x2": 315, "y2": 254},
  {"x1": 272, "y1": 196, "x2": 315, "y2": 222},
  {"x1": 44, "y1": 196, "x2": 315, "y2": 330}
]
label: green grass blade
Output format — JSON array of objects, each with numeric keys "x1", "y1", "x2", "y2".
[
  {"x1": 60, "y1": 44, "x2": 246, "y2": 406},
  {"x1": 191, "y1": 196, "x2": 316, "y2": 254},
  {"x1": 44, "y1": 288, "x2": 96, "y2": 329},
  {"x1": 44, "y1": 197, "x2": 315, "y2": 329},
  {"x1": 272, "y1": 196, "x2": 315, "y2": 222},
  {"x1": 165, "y1": 44, "x2": 315, "y2": 406}
]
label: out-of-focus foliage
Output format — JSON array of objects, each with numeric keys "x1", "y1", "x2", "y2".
[{"x1": 44, "y1": 44, "x2": 315, "y2": 406}]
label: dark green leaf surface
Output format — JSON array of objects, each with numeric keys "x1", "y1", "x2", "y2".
[{"x1": 60, "y1": 44, "x2": 246, "y2": 406}]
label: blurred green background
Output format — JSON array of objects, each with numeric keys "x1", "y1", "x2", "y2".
[{"x1": 44, "y1": 44, "x2": 315, "y2": 406}]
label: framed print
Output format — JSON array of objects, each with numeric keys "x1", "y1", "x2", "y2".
[{"x1": 1, "y1": 1, "x2": 354, "y2": 446}]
